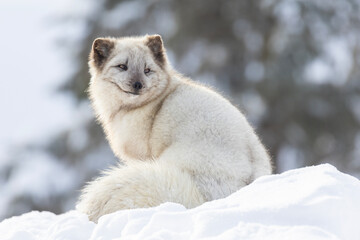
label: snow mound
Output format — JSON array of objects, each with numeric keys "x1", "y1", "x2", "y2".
[{"x1": 1, "y1": 164, "x2": 360, "y2": 240}]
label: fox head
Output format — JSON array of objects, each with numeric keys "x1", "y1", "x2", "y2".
[{"x1": 88, "y1": 35, "x2": 171, "y2": 114}]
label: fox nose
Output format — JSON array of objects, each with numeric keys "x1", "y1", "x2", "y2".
[{"x1": 132, "y1": 81, "x2": 143, "y2": 90}]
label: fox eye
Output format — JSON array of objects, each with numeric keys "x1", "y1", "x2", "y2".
[
  {"x1": 144, "y1": 68, "x2": 151, "y2": 74},
  {"x1": 117, "y1": 64, "x2": 128, "y2": 71}
]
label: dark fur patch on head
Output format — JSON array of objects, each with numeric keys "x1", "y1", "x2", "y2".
[
  {"x1": 146, "y1": 35, "x2": 166, "y2": 68},
  {"x1": 90, "y1": 38, "x2": 115, "y2": 70}
]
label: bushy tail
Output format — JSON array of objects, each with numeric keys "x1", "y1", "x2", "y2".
[{"x1": 76, "y1": 161, "x2": 205, "y2": 222}]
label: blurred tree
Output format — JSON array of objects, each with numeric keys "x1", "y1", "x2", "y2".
[{"x1": 2, "y1": 0, "x2": 360, "y2": 220}]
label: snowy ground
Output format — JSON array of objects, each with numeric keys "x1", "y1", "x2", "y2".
[{"x1": 1, "y1": 164, "x2": 359, "y2": 240}]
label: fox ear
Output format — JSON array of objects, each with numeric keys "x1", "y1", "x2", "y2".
[
  {"x1": 146, "y1": 34, "x2": 166, "y2": 67},
  {"x1": 90, "y1": 38, "x2": 115, "y2": 69}
]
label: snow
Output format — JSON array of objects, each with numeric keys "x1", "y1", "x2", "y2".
[{"x1": 1, "y1": 164, "x2": 359, "y2": 240}]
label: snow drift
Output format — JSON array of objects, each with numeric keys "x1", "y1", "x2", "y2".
[{"x1": 1, "y1": 164, "x2": 359, "y2": 240}]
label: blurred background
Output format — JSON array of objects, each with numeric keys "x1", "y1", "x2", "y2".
[{"x1": 1, "y1": 0, "x2": 360, "y2": 221}]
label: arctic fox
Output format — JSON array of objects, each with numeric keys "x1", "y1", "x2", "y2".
[{"x1": 77, "y1": 34, "x2": 272, "y2": 222}]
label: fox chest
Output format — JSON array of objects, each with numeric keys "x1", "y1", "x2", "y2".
[{"x1": 109, "y1": 112, "x2": 154, "y2": 161}]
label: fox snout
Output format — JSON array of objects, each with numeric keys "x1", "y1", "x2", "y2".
[
  {"x1": 132, "y1": 81, "x2": 143, "y2": 91},
  {"x1": 127, "y1": 71, "x2": 145, "y2": 93}
]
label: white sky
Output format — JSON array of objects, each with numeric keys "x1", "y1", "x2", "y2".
[{"x1": 0, "y1": 0, "x2": 82, "y2": 156}]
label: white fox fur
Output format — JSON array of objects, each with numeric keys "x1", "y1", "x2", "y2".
[{"x1": 77, "y1": 35, "x2": 272, "y2": 222}]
